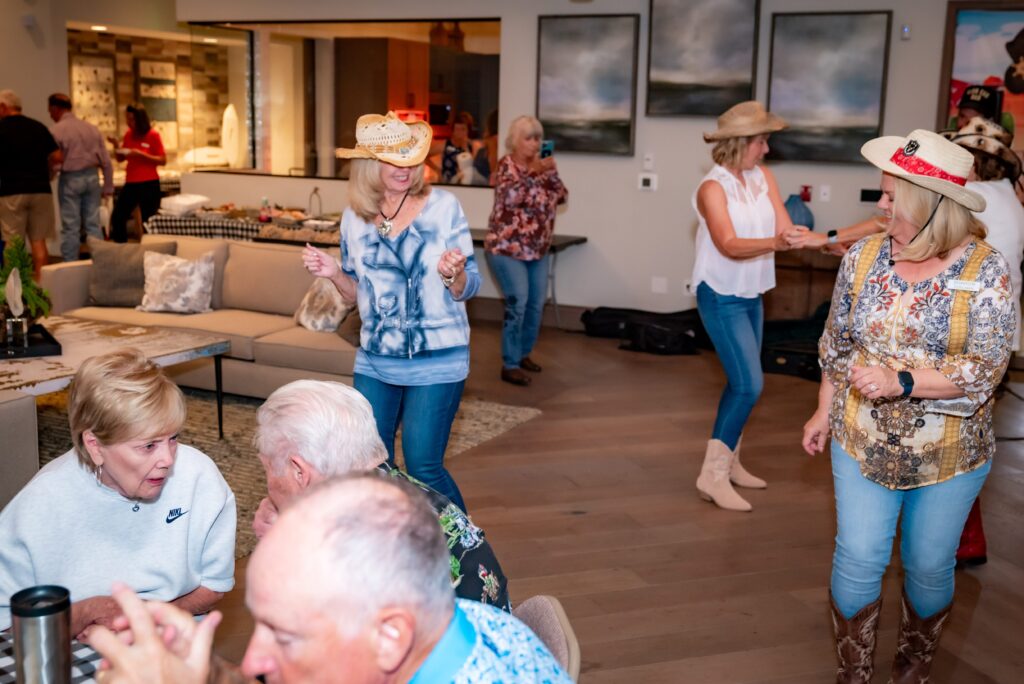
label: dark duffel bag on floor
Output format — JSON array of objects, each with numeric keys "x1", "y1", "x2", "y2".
[{"x1": 580, "y1": 307, "x2": 710, "y2": 355}]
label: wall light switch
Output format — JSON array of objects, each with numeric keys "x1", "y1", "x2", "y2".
[
  {"x1": 643, "y1": 153, "x2": 655, "y2": 171},
  {"x1": 819, "y1": 184, "x2": 831, "y2": 202},
  {"x1": 639, "y1": 172, "x2": 658, "y2": 191}
]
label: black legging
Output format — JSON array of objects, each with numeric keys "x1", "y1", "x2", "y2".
[{"x1": 110, "y1": 180, "x2": 161, "y2": 242}]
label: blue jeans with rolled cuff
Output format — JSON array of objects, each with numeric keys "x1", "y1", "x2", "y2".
[
  {"x1": 354, "y1": 373, "x2": 467, "y2": 512},
  {"x1": 830, "y1": 439, "x2": 990, "y2": 619},
  {"x1": 695, "y1": 281, "x2": 764, "y2": 451},
  {"x1": 486, "y1": 252, "x2": 550, "y2": 369}
]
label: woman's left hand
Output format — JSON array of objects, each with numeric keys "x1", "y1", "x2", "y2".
[
  {"x1": 849, "y1": 365, "x2": 901, "y2": 400},
  {"x1": 437, "y1": 249, "x2": 466, "y2": 281}
]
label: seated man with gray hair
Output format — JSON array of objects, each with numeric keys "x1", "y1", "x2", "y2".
[
  {"x1": 90, "y1": 474, "x2": 572, "y2": 683},
  {"x1": 252, "y1": 380, "x2": 509, "y2": 610}
]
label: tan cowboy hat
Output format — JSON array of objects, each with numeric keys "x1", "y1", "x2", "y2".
[
  {"x1": 941, "y1": 116, "x2": 1021, "y2": 182},
  {"x1": 861, "y1": 129, "x2": 986, "y2": 212},
  {"x1": 335, "y1": 111, "x2": 432, "y2": 167},
  {"x1": 703, "y1": 101, "x2": 787, "y2": 142}
]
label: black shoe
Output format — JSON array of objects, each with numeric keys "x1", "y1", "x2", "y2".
[
  {"x1": 501, "y1": 368, "x2": 531, "y2": 386},
  {"x1": 520, "y1": 356, "x2": 542, "y2": 372}
]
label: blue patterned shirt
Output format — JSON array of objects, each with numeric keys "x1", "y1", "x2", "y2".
[{"x1": 410, "y1": 600, "x2": 572, "y2": 684}]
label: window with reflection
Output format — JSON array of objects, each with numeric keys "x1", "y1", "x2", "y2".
[{"x1": 192, "y1": 20, "x2": 500, "y2": 187}]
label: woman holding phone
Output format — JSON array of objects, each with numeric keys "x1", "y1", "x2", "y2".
[{"x1": 484, "y1": 115, "x2": 568, "y2": 386}]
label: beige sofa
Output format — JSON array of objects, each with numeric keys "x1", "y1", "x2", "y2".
[{"x1": 40, "y1": 234, "x2": 357, "y2": 398}]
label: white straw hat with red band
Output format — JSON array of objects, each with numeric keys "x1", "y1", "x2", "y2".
[{"x1": 861, "y1": 129, "x2": 986, "y2": 212}]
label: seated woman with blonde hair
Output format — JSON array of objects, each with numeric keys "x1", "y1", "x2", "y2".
[{"x1": 0, "y1": 349, "x2": 236, "y2": 639}]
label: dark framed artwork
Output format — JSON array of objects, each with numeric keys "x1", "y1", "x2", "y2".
[
  {"x1": 536, "y1": 14, "x2": 639, "y2": 155},
  {"x1": 646, "y1": 0, "x2": 759, "y2": 116},
  {"x1": 766, "y1": 12, "x2": 892, "y2": 163},
  {"x1": 937, "y1": 2, "x2": 1024, "y2": 144}
]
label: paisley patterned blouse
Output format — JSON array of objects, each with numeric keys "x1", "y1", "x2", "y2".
[
  {"x1": 820, "y1": 234, "x2": 1014, "y2": 490},
  {"x1": 484, "y1": 155, "x2": 568, "y2": 260}
]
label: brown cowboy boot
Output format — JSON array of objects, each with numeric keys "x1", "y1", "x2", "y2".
[
  {"x1": 888, "y1": 592, "x2": 952, "y2": 684},
  {"x1": 830, "y1": 593, "x2": 882, "y2": 683}
]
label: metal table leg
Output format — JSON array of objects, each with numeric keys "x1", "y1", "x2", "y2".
[
  {"x1": 214, "y1": 355, "x2": 224, "y2": 440},
  {"x1": 548, "y1": 251, "x2": 562, "y2": 329}
]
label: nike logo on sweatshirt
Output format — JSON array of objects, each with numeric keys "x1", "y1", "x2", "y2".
[{"x1": 166, "y1": 508, "x2": 188, "y2": 524}]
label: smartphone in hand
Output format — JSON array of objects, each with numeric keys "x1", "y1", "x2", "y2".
[{"x1": 540, "y1": 139, "x2": 555, "y2": 159}]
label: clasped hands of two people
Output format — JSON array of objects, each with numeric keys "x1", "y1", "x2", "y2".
[
  {"x1": 801, "y1": 365, "x2": 904, "y2": 456},
  {"x1": 781, "y1": 226, "x2": 848, "y2": 255}
]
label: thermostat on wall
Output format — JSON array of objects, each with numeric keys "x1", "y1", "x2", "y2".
[{"x1": 638, "y1": 172, "x2": 658, "y2": 191}]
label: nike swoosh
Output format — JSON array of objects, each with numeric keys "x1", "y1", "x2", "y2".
[{"x1": 166, "y1": 510, "x2": 189, "y2": 524}]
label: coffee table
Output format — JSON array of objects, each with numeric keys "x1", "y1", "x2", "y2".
[{"x1": 0, "y1": 316, "x2": 230, "y2": 438}]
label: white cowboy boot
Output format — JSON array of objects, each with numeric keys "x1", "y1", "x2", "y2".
[
  {"x1": 696, "y1": 439, "x2": 752, "y2": 512},
  {"x1": 730, "y1": 436, "x2": 767, "y2": 489}
]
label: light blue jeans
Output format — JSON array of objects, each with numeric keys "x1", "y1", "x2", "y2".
[
  {"x1": 354, "y1": 373, "x2": 467, "y2": 512},
  {"x1": 831, "y1": 440, "x2": 990, "y2": 619},
  {"x1": 58, "y1": 168, "x2": 103, "y2": 262},
  {"x1": 486, "y1": 253, "x2": 550, "y2": 369},
  {"x1": 695, "y1": 281, "x2": 764, "y2": 450}
]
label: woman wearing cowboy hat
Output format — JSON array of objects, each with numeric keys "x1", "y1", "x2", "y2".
[
  {"x1": 692, "y1": 101, "x2": 809, "y2": 512},
  {"x1": 802, "y1": 129, "x2": 1014, "y2": 682},
  {"x1": 303, "y1": 112, "x2": 479, "y2": 512}
]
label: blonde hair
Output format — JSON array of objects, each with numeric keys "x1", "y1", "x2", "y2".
[
  {"x1": 711, "y1": 136, "x2": 750, "y2": 169},
  {"x1": 505, "y1": 115, "x2": 543, "y2": 155},
  {"x1": 347, "y1": 159, "x2": 429, "y2": 223},
  {"x1": 889, "y1": 176, "x2": 986, "y2": 262},
  {"x1": 68, "y1": 349, "x2": 187, "y2": 471}
]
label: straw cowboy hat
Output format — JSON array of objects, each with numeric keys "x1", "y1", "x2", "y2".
[
  {"x1": 703, "y1": 101, "x2": 787, "y2": 142},
  {"x1": 861, "y1": 129, "x2": 986, "y2": 212},
  {"x1": 335, "y1": 111, "x2": 432, "y2": 167},
  {"x1": 941, "y1": 116, "x2": 1022, "y2": 181}
]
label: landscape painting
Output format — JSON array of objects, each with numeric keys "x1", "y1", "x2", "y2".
[
  {"x1": 537, "y1": 15, "x2": 639, "y2": 155},
  {"x1": 647, "y1": 0, "x2": 758, "y2": 116},
  {"x1": 767, "y1": 12, "x2": 892, "y2": 163}
]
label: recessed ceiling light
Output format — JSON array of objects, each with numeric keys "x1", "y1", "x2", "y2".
[
  {"x1": 91, "y1": 25, "x2": 107, "y2": 31},
  {"x1": 202, "y1": 37, "x2": 218, "y2": 44}
]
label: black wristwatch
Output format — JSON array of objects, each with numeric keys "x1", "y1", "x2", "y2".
[
  {"x1": 827, "y1": 229, "x2": 839, "y2": 244},
  {"x1": 897, "y1": 370, "x2": 914, "y2": 398}
]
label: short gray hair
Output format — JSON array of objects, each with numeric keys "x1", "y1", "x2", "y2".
[
  {"x1": 0, "y1": 90, "x2": 22, "y2": 111},
  {"x1": 292, "y1": 473, "x2": 453, "y2": 635},
  {"x1": 255, "y1": 380, "x2": 387, "y2": 476}
]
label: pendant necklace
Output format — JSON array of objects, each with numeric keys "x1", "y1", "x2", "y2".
[{"x1": 378, "y1": 190, "x2": 410, "y2": 238}]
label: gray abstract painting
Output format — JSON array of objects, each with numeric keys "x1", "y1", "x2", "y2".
[
  {"x1": 647, "y1": 0, "x2": 758, "y2": 116},
  {"x1": 537, "y1": 15, "x2": 639, "y2": 155},
  {"x1": 767, "y1": 12, "x2": 892, "y2": 163}
]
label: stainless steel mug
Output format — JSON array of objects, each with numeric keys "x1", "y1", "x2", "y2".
[{"x1": 11, "y1": 585, "x2": 72, "y2": 684}]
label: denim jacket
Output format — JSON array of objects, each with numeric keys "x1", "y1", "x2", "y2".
[{"x1": 341, "y1": 188, "x2": 480, "y2": 358}]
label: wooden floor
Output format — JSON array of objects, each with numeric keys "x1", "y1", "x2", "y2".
[{"x1": 212, "y1": 322, "x2": 1024, "y2": 683}]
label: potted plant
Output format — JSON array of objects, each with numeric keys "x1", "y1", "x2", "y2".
[{"x1": 1, "y1": 236, "x2": 52, "y2": 333}]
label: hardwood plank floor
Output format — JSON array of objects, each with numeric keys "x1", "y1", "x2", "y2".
[{"x1": 213, "y1": 322, "x2": 1024, "y2": 682}]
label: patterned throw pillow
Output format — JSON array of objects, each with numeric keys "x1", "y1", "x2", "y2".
[
  {"x1": 138, "y1": 251, "x2": 216, "y2": 313},
  {"x1": 294, "y1": 278, "x2": 353, "y2": 332}
]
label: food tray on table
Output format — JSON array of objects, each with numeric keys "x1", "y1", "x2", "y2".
[{"x1": 3, "y1": 323, "x2": 62, "y2": 359}]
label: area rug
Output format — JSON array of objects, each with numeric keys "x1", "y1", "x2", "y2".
[{"x1": 36, "y1": 389, "x2": 541, "y2": 558}]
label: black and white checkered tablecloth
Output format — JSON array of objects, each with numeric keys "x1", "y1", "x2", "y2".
[
  {"x1": 145, "y1": 215, "x2": 261, "y2": 241},
  {"x1": 0, "y1": 633, "x2": 101, "y2": 683}
]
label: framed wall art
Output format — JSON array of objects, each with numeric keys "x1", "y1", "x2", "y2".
[
  {"x1": 937, "y1": 2, "x2": 1024, "y2": 143},
  {"x1": 766, "y1": 11, "x2": 892, "y2": 163},
  {"x1": 69, "y1": 54, "x2": 118, "y2": 142},
  {"x1": 536, "y1": 14, "x2": 639, "y2": 155},
  {"x1": 647, "y1": 0, "x2": 759, "y2": 116},
  {"x1": 135, "y1": 58, "x2": 178, "y2": 151}
]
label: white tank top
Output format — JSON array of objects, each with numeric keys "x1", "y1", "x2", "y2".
[{"x1": 691, "y1": 164, "x2": 776, "y2": 298}]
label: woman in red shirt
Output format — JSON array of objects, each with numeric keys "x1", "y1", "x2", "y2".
[
  {"x1": 484, "y1": 115, "x2": 568, "y2": 386},
  {"x1": 109, "y1": 104, "x2": 165, "y2": 242}
]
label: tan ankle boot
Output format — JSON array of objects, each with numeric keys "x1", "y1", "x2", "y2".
[
  {"x1": 831, "y1": 593, "x2": 881, "y2": 684},
  {"x1": 730, "y1": 436, "x2": 767, "y2": 489},
  {"x1": 696, "y1": 439, "x2": 752, "y2": 511},
  {"x1": 888, "y1": 591, "x2": 951, "y2": 684}
]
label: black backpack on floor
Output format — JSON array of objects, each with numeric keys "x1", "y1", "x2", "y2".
[{"x1": 580, "y1": 307, "x2": 710, "y2": 356}]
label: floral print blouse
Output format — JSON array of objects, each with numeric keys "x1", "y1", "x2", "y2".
[
  {"x1": 484, "y1": 155, "x2": 568, "y2": 260},
  {"x1": 820, "y1": 234, "x2": 1014, "y2": 490}
]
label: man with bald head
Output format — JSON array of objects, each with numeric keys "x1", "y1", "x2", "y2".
[{"x1": 90, "y1": 474, "x2": 571, "y2": 683}]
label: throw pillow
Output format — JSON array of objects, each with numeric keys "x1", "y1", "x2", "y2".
[
  {"x1": 138, "y1": 250, "x2": 216, "y2": 313},
  {"x1": 294, "y1": 278, "x2": 353, "y2": 332},
  {"x1": 87, "y1": 238, "x2": 177, "y2": 307}
]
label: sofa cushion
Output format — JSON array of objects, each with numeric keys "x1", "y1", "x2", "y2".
[
  {"x1": 253, "y1": 326, "x2": 358, "y2": 375},
  {"x1": 142, "y1": 235, "x2": 229, "y2": 309},
  {"x1": 139, "y1": 251, "x2": 216, "y2": 313},
  {"x1": 67, "y1": 307, "x2": 294, "y2": 360},
  {"x1": 87, "y1": 238, "x2": 177, "y2": 307},
  {"x1": 221, "y1": 241, "x2": 314, "y2": 316}
]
